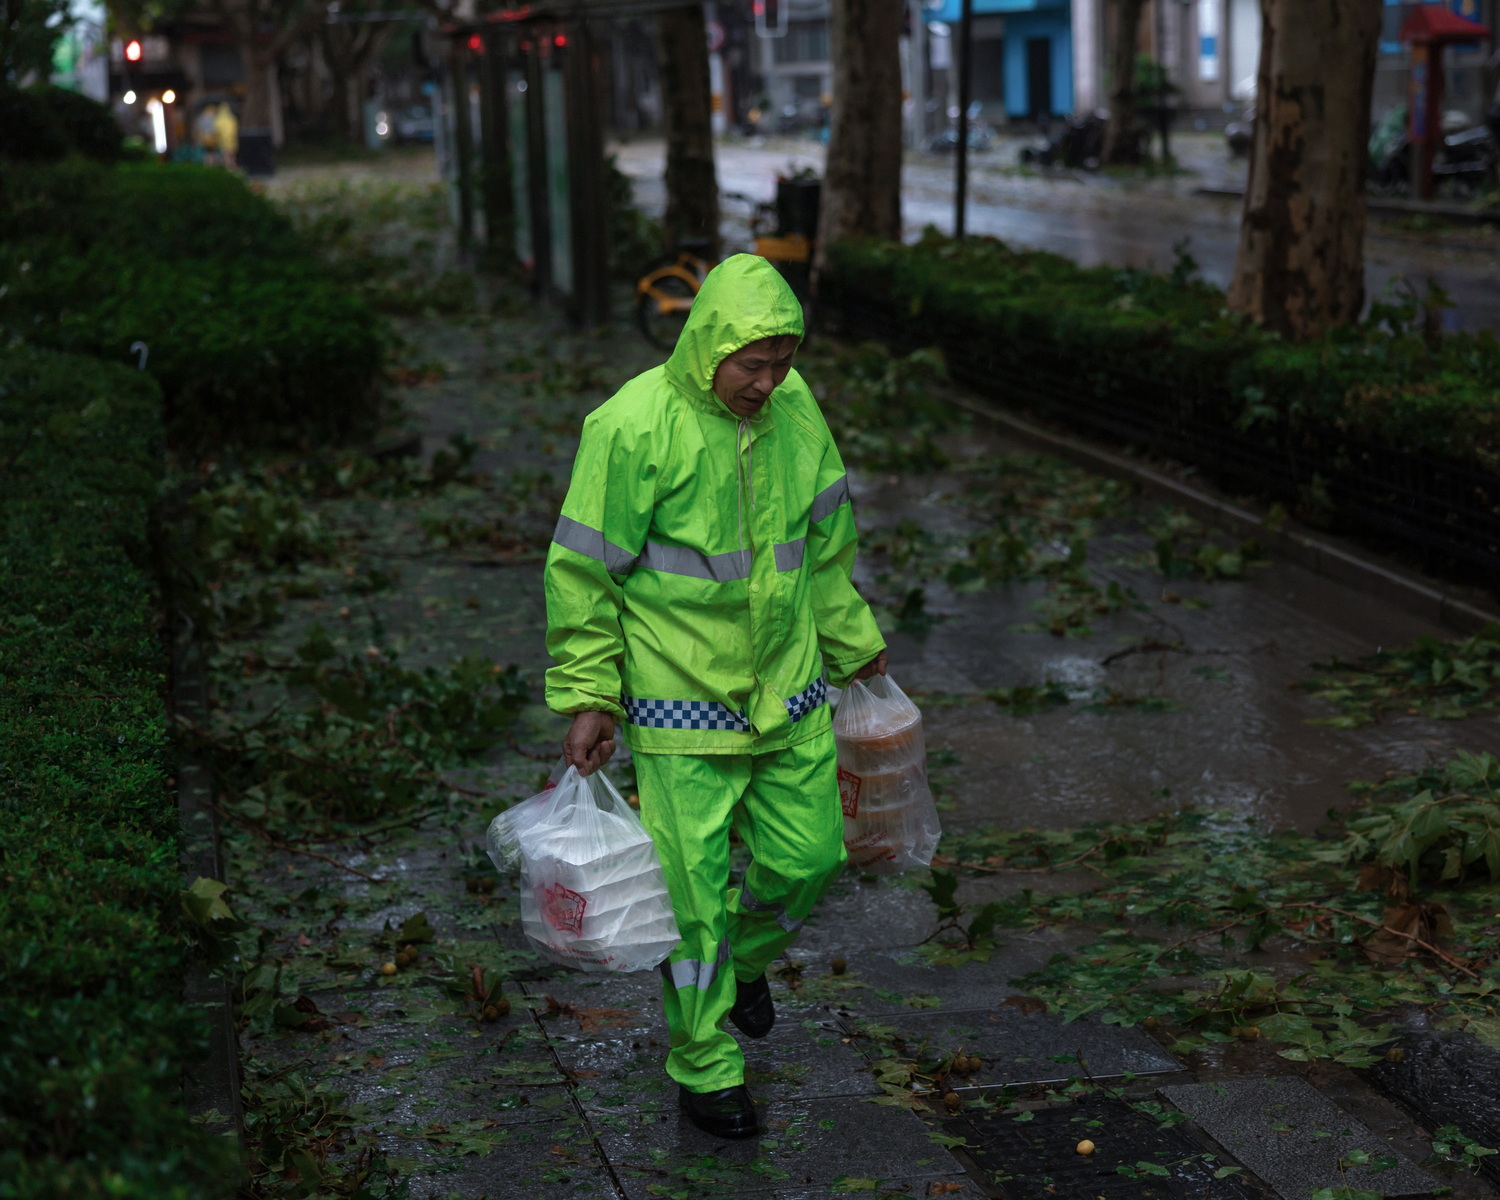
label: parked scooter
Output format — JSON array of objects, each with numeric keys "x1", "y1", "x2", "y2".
[
  {"x1": 1369, "y1": 105, "x2": 1498, "y2": 196},
  {"x1": 924, "y1": 101, "x2": 996, "y2": 153},
  {"x1": 1019, "y1": 108, "x2": 1108, "y2": 169}
]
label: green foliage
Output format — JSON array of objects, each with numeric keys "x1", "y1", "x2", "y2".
[
  {"x1": 0, "y1": 345, "x2": 237, "y2": 1197},
  {"x1": 199, "y1": 627, "x2": 529, "y2": 828},
  {"x1": 799, "y1": 342, "x2": 955, "y2": 472},
  {"x1": 271, "y1": 178, "x2": 479, "y2": 315},
  {"x1": 606, "y1": 152, "x2": 663, "y2": 274},
  {"x1": 1427, "y1": 1123, "x2": 1499, "y2": 1172},
  {"x1": 1, "y1": 0, "x2": 72, "y2": 83},
  {"x1": 826, "y1": 233, "x2": 1500, "y2": 472},
  {"x1": 933, "y1": 762, "x2": 1500, "y2": 1068},
  {"x1": 1299, "y1": 626, "x2": 1500, "y2": 727},
  {"x1": 0, "y1": 161, "x2": 384, "y2": 446},
  {"x1": 1341, "y1": 752, "x2": 1500, "y2": 885},
  {"x1": 0, "y1": 84, "x2": 124, "y2": 161}
]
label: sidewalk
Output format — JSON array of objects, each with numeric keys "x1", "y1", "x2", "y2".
[{"x1": 210, "y1": 295, "x2": 1500, "y2": 1200}]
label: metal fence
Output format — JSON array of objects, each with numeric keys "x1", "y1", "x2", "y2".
[{"x1": 820, "y1": 282, "x2": 1500, "y2": 591}]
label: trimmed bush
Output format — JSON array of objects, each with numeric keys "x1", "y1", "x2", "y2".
[
  {"x1": 0, "y1": 85, "x2": 69, "y2": 161},
  {"x1": 825, "y1": 233, "x2": 1500, "y2": 472},
  {"x1": 0, "y1": 161, "x2": 384, "y2": 446},
  {"x1": 0, "y1": 345, "x2": 237, "y2": 1198}
]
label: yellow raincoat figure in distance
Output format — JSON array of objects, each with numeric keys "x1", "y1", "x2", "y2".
[{"x1": 543, "y1": 254, "x2": 886, "y2": 1136}]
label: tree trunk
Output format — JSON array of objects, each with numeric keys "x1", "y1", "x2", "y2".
[
  {"x1": 1102, "y1": 0, "x2": 1147, "y2": 165},
  {"x1": 656, "y1": 7, "x2": 718, "y2": 256},
  {"x1": 240, "y1": 42, "x2": 277, "y2": 129},
  {"x1": 322, "y1": 21, "x2": 390, "y2": 143},
  {"x1": 1227, "y1": 0, "x2": 1381, "y2": 339},
  {"x1": 816, "y1": 0, "x2": 902, "y2": 270}
]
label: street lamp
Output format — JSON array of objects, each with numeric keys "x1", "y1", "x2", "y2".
[
  {"x1": 123, "y1": 89, "x2": 137, "y2": 104},
  {"x1": 162, "y1": 89, "x2": 176, "y2": 104}
]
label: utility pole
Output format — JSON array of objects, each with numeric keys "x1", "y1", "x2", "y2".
[{"x1": 953, "y1": 0, "x2": 974, "y2": 237}]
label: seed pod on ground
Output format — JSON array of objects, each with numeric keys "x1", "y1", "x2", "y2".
[
  {"x1": 483, "y1": 1004, "x2": 500, "y2": 1021},
  {"x1": 479, "y1": 876, "x2": 496, "y2": 894},
  {"x1": 380, "y1": 962, "x2": 397, "y2": 976},
  {"x1": 492, "y1": 995, "x2": 511, "y2": 1017},
  {"x1": 943, "y1": 1092, "x2": 962, "y2": 1111},
  {"x1": 1076, "y1": 1139, "x2": 1095, "y2": 1156},
  {"x1": 1142, "y1": 1016, "x2": 1159, "y2": 1029},
  {"x1": 831, "y1": 957, "x2": 847, "y2": 975},
  {"x1": 1386, "y1": 1047, "x2": 1405, "y2": 1062}
]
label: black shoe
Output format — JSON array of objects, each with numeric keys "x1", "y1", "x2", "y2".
[
  {"x1": 678, "y1": 1083, "x2": 759, "y2": 1138},
  {"x1": 728, "y1": 973, "x2": 775, "y2": 1039}
]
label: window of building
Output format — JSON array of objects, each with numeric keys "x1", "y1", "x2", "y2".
[{"x1": 773, "y1": 20, "x2": 829, "y2": 65}]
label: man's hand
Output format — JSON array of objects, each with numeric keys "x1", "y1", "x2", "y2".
[
  {"x1": 563, "y1": 710, "x2": 616, "y2": 777},
  {"x1": 852, "y1": 650, "x2": 889, "y2": 681}
]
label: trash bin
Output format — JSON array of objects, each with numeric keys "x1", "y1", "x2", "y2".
[{"x1": 775, "y1": 176, "x2": 821, "y2": 237}]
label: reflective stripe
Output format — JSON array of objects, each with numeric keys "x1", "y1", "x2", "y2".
[
  {"x1": 809, "y1": 474, "x2": 851, "y2": 523},
  {"x1": 784, "y1": 677, "x2": 827, "y2": 723},
  {"x1": 624, "y1": 697, "x2": 751, "y2": 732},
  {"x1": 664, "y1": 937, "x2": 731, "y2": 990},
  {"x1": 552, "y1": 515, "x2": 638, "y2": 575},
  {"x1": 773, "y1": 537, "x2": 806, "y2": 572},
  {"x1": 637, "y1": 540, "x2": 750, "y2": 583},
  {"x1": 740, "y1": 880, "x2": 805, "y2": 935},
  {"x1": 625, "y1": 678, "x2": 825, "y2": 732}
]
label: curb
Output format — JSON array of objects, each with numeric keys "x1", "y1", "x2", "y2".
[
  {"x1": 1194, "y1": 185, "x2": 1500, "y2": 228},
  {"x1": 947, "y1": 392, "x2": 1500, "y2": 637},
  {"x1": 172, "y1": 618, "x2": 245, "y2": 1141}
]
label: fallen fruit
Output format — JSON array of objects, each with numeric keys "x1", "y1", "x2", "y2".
[
  {"x1": 492, "y1": 996, "x2": 511, "y2": 1017},
  {"x1": 831, "y1": 957, "x2": 847, "y2": 975},
  {"x1": 943, "y1": 1092, "x2": 961, "y2": 1111},
  {"x1": 1237, "y1": 1025, "x2": 1260, "y2": 1041},
  {"x1": 1385, "y1": 1047, "x2": 1405, "y2": 1062},
  {"x1": 380, "y1": 962, "x2": 397, "y2": 976},
  {"x1": 483, "y1": 1004, "x2": 500, "y2": 1021},
  {"x1": 1142, "y1": 1016, "x2": 1159, "y2": 1029},
  {"x1": 1076, "y1": 1139, "x2": 1095, "y2": 1156}
]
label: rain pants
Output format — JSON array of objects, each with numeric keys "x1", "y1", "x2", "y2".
[{"x1": 543, "y1": 254, "x2": 885, "y2": 1092}]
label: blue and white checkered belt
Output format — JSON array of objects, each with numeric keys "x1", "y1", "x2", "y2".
[{"x1": 624, "y1": 677, "x2": 828, "y2": 732}]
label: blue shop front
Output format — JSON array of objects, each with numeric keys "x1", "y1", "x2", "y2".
[{"x1": 929, "y1": 0, "x2": 1074, "y2": 121}]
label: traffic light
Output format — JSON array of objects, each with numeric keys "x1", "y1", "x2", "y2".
[{"x1": 124, "y1": 38, "x2": 142, "y2": 62}]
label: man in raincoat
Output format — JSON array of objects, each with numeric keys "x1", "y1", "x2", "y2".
[{"x1": 544, "y1": 254, "x2": 887, "y2": 1138}]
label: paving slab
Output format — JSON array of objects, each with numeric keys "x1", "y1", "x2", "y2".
[
  {"x1": 855, "y1": 1006, "x2": 1180, "y2": 1089},
  {"x1": 948, "y1": 1094, "x2": 1263, "y2": 1200},
  {"x1": 1161, "y1": 1077, "x2": 1437, "y2": 1200},
  {"x1": 594, "y1": 1093, "x2": 974, "y2": 1199},
  {"x1": 385, "y1": 1114, "x2": 615, "y2": 1199},
  {"x1": 1366, "y1": 1028, "x2": 1500, "y2": 1186}
]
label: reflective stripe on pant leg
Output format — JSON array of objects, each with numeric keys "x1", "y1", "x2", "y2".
[
  {"x1": 635, "y1": 751, "x2": 748, "y2": 1093},
  {"x1": 728, "y1": 729, "x2": 845, "y2": 983},
  {"x1": 664, "y1": 937, "x2": 731, "y2": 990}
]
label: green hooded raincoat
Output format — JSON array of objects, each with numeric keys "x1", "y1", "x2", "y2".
[{"x1": 543, "y1": 254, "x2": 885, "y2": 754}]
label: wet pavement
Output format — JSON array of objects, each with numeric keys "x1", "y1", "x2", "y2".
[
  {"x1": 213, "y1": 170, "x2": 1500, "y2": 1199},
  {"x1": 611, "y1": 135, "x2": 1500, "y2": 332}
]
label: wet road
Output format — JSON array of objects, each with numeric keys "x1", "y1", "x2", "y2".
[{"x1": 612, "y1": 136, "x2": 1500, "y2": 333}]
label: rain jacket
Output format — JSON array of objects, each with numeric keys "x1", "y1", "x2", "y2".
[{"x1": 543, "y1": 254, "x2": 885, "y2": 755}]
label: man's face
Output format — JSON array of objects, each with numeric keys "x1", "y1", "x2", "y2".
[{"x1": 712, "y1": 335, "x2": 798, "y2": 418}]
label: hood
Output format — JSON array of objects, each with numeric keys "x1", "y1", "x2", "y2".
[{"x1": 663, "y1": 253, "x2": 805, "y2": 414}]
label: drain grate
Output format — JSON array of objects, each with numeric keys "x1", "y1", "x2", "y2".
[{"x1": 950, "y1": 1097, "x2": 1265, "y2": 1200}]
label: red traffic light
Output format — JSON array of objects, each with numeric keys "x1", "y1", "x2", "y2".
[
  {"x1": 124, "y1": 38, "x2": 143, "y2": 62},
  {"x1": 467, "y1": 33, "x2": 483, "y2": 52}
]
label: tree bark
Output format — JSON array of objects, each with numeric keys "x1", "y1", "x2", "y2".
[
  {"x1": 816, "y1": 0, "x2": 902, "y2": 269},
  {"x1": 1102, "y1": 0, "x2": 1147, "y2": 165},
  {"x1": 1227, "y1": 0, "x2": 1382, "y2": 340},
  {"x1": 211, "y1": 0, "x2": 326, "y2": 131},
  {"x1": 656, "y1": 6, "x2": 718, "y2": 256}
]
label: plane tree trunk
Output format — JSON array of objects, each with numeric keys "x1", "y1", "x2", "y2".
[{"x1": 1227, "y1": 0, "x2": 1382, "y2": 339}]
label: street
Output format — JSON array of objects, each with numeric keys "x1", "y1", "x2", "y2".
[{"x1": 613, "y1": 135, "x2": 1500, "y2": 333}]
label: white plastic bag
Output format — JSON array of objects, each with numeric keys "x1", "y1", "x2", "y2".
[
  {"x1": 832, "y1": 673, "x2": 941, "y2": 874},
  {"x1": 486, "y1": 765, "x2": 680, "y2": 973}
]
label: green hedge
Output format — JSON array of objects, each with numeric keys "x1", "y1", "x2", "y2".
[
  {"x1": 825, "y1": 233, "x2": 1500, "y2": 472},
  {"x1": 0, "y1": 346, "x2": 236, "y2": 1198},
  {"x1": 0, "y1": 161, "x2": 383, "y2": 446}
]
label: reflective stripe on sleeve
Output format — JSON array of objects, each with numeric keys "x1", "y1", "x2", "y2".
[
  {"x1": 663, "y1": 937, "x2": 732, "y2": 990},
  {"x1": 809, "y1": 474, "x2": 851, "y2": 523},
  {"x1": 552, "y1": 515, "x2": 638, "y2": 575},
  {"x1": 773, "y1": 537, "x2": 806, "y2": 572},
  {"x1": 637, "y1": 541, "x2": 750, "y2": 582}
]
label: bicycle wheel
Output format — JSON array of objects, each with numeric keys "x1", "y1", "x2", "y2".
[{"x1": 636, "y1": 270, "x2": 698, "y2": 351}]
